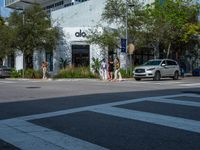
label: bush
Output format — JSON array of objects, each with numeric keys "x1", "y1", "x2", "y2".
[
  {"x1": 10, "y1": 69, "x2": 42, "y2": 79},
  {"x1": 120, "y1": 67, "x2": 135, "y2": 78},
  {"x1": 10, "y1": 69, "x2": 22, "y2": 78},
  {"x1": 91, "y1": 57, "x2": 101, "y2": 77},
  {"x1": 54, "y1": 66, "x2": 97, "y2": 78},
  {"x1": 24, "y1": 69, "x2": 42, "y2": 79}
]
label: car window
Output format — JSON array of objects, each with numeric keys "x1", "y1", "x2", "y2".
[
  {"x1": 167, "y1": 60, "x2": 177, "y2": 66},
  {"x1": 161, "y1": 60, "x2": 166, "y2": 66},
  {"x1": 143, "y1": 60, "x2": 161, "y2": 66}
]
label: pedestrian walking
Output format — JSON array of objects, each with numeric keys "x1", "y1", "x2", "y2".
[
  {"x1": 108, "y1": 57, "x2": 114, "y2": 80},
  {"x1": 100, "y1": 58, "x2": 107, "y2": 80},
  {"x1": 41, "y1": 61, "x2": 48, "y2": 79},
  {"x1": 114, "y1": 57, "x2": 122, "y2": 81}
]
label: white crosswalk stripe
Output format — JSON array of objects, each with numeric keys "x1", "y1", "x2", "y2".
[
  {"x1": 0, "y1": 120, "x2": 108, "y2": 150},
  {"x1": 0, "y1": 81, "x2": 17, "y2": 84},
  {"x1": 91, "y1": 106, "x2": 200, "y2": 134},
  {"x1": 0, "y1": 93, "x2": 200, "y2": 150},
  {"x1": 180, "y1": 83, "x2": 200, "y2": 87}
]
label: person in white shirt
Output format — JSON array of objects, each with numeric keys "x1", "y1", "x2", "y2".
[{"x1": 100, "y1": 59, "x2": 107, "y2": 80}]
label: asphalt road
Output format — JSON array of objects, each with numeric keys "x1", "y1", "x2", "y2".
[{"x1": 0, "y1": 77, "x2": 200, "y2": 150}]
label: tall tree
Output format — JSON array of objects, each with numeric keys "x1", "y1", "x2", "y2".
[
  {"x1": 88, "y1": 0, "x2": 199, "y2": 62},
  {"x1": 6, "y1": 4, "x2": 60, "y2": 68},
  {"x1": 0, "y1": 16, "x2": 4, "y2": 26},
  {"x1": 144, "y1": 0, "x2": 199, "y2": 59},
  {"x1": 0, "y1": 16, "x2": 14, "y2": 58},
  {"x1": 9, "y1": 4, "x2": 60, "y2": 54},
  {"x1": 87, "y1": 0, "x2": 146, "y2": 52}
]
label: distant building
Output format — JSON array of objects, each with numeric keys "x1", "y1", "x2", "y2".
[
  {"x1": 5, "y1": 0, "x2": 111, "y2": 74},
  {"x1": 0, "y1": 0, "x2": 11, "y2": 18},
  {"x1": 4, "y1": 0, "x2": 199, "y2": 74}
]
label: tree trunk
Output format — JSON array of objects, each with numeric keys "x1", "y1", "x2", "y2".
[
  {"x1": 166, "y1": 43, "x2": 171, "y2": 59},
  {"x1": 152, "y1": 42, "x2": 159, "y2": 59}
]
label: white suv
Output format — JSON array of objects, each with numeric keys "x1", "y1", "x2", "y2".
[{"x1": 133, "y1": 59, "x2": 180, "y2": 81}]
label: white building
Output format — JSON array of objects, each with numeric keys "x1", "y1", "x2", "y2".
[
  {"x1": 7, "y1": 0, "x2": 198, "y2": 74},
  {"x1": 5, "y1": 0, "x2": 119, "y2": 74}
]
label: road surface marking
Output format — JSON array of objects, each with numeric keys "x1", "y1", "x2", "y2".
[
  {"x1": 0, "y1": 93, "x2": 200, "y2": 150},
  {"x1": 91, "y1": 106, "x2": 200, "y2": 133},
  {"x1": 148, "y1": 98, "x2": 200, "y2": 107},
  {"x1": 0, "y1": 81, "x2": 16, "y2": 84},
  {"x1": 0, "y1": 119, "x2": 109, "y2": 150},
  {"x1": 180, "y1": 83, "x2": 200, "y2": 87}
]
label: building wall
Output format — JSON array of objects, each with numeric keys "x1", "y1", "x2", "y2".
[
  {"x1": 0, "y1": 0, "x2": 11, "y2": 18},
  {"x1": 51, "y1": 0, "x2": 107, "y2": 28},
  {"x1": 52, "y1": 27, "x2": 105, "y2": 74},
  {"x1": 197, "y1": 0, "x2": 200, "y2": 21},
  {"x1": 49, "y1": 0, "x2": 115, "y2": 74},
  {"x1": 6, "y1": 0, "x2": 199, "y2": 73}
]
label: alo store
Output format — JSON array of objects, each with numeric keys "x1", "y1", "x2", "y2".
[
  {"x1": 3, "y1": 0, "x2": 107, "y2": 74},
  {"x1": 44, "y1": 0, "x2": 110, "y2": 74},
  {"x1": 49, "y1": 27, "x2": 104, "y2": 74}
]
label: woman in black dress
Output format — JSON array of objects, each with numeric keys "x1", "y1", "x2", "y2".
[{"x1": 108, "y1": 57, "x2": 114, "y2": 80}]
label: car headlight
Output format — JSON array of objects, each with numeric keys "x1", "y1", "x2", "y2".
[{"x1": 147, "y1": 68, "x2": 155, "y2": 71}]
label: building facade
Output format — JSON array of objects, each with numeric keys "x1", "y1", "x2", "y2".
[
  {"x1": 5, "y1": 0, "x2": 107, "y2": 74},
  {"x1": 0, "y1": 0, "x2": 11, "y2": 18},
  {"x1": 5, "y1": 0, "x2": 156, "y2": 74},
  {"x1": 4, "y1": 0, "x2": 200, "y2": 74},
  {"x1": 0, "y1": 1, "x2": 12, "y2": 67}
]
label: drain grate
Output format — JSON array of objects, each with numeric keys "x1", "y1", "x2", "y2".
[{"x1": 26, "y1": 87, "x2": 41, "y2": 89}]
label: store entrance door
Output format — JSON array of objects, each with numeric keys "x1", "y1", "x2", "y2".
[{"x1": 72, "y1": 45, "x2": 90, "y2": 67}]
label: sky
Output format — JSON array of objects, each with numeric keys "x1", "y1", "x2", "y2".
[
  {"x1": 0, "y1": 0, "x2": 12, "y2": 18},
  {"x1": 0, "y1": 0, "x2": 4, "y2": 7}
]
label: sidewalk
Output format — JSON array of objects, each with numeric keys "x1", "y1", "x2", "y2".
[{"x1": 184, "y1": 73, "x2": 193, "y2": 77}]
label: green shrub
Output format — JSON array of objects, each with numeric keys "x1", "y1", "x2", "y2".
[
  {"x1": 10, "y1": 69, "x2": 22, "y2": 78},
  {"x1": 91, "y1": 57, "x2": 101, "y2": 77},
  {"x1": 24, "y1": 69, "x2": 42, "y2": 79},
  {"x1": 10, "y1": 69, "x2": 42, "y2": 79},
  {"x1": 54, "y1": 66, "x2": 96, "y2": 78},
  {"x1": 120, "y1": 67, "x2": 135, "y2": 78}
]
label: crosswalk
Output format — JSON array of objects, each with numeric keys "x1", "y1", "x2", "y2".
[
  {"x1": 0, "y1": 79, "x2": 200, "y2": 87},
  {"x1": 0, "y1": 93, "x2": 199, "y2": 150}
]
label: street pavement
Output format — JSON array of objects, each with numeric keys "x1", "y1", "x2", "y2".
[{"x1": 0, "y1": 77, "x2": 199, "y2": 150}]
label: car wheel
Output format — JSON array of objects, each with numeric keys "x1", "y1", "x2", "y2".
[
  {"x1": 135, "y1": 78, "x2": 141, "y2": 81},
  {"x1": 173, "y1": 71, "x2": 179, "y2": 80},
  {"x1": 153, "y1": 71, "x2": 161, "y2": 81}
]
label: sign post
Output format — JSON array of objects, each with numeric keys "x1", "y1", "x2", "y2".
[
  {"x1": 128, "y1": 43, "x2": 135, "y2": 76},
  {"x1": 121, "y1": 38, "x2": 127, "y2": 53}
]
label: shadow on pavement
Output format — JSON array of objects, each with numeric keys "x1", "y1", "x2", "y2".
[{"x1": 0, "y1": 87, "x2": 199, "y2": 120}]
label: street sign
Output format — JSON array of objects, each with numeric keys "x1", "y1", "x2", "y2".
[{"x1": 121, "y1": 38, "x2": 126, "y2": 53}]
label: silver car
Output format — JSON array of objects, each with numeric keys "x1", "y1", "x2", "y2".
[
  {"x1": 0, "y1": 66, "x2": 11, "y2": 78},
  {"x1": 133, "y1": 59, "x2": 180, "y2": 81}
]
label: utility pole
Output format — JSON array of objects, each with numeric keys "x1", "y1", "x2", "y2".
[
  {"x1": 125, "y1": 0, "x2": 128, "y2": 74},
  {"x1": 125, "y1": 0, "x2": 128, "y2": 50},
  {"x1": 125, "y1": 0, "x2": 135, "y2": 76},
  {"x1": 22, "y1": 5, "x2": 25, "y2": 78}
]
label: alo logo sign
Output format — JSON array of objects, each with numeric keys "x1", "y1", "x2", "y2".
[{"x1": 75, "y1": 30, "x2": 87, "y2": 37}]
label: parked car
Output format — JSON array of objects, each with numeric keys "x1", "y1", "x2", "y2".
[
  {"x1": 0, "y1": 66, "x2": 11, "y2": 78},
  {"x1": 192, "y1": 68, "x2": 200, "y2": 76},
  {"x1": 133, "y1": 59, "x2": 180, "y2": 81}
]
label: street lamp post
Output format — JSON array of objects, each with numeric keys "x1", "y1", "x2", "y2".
[
  {"x1": 125, "y1": 0, "x2": 128, "y2": 74},
  {"x1": 22, "y1": 6, "x2": 25, "y2": 78},
  {"x1": 125, "y1": 0, "x2": 134, "y2": 76},
  {"x1": 15, "y1": 7, "x2": 25, "y2": 78},
  {"x1": 125, "y1": 0, "x2": 128, "y2": 51}
]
